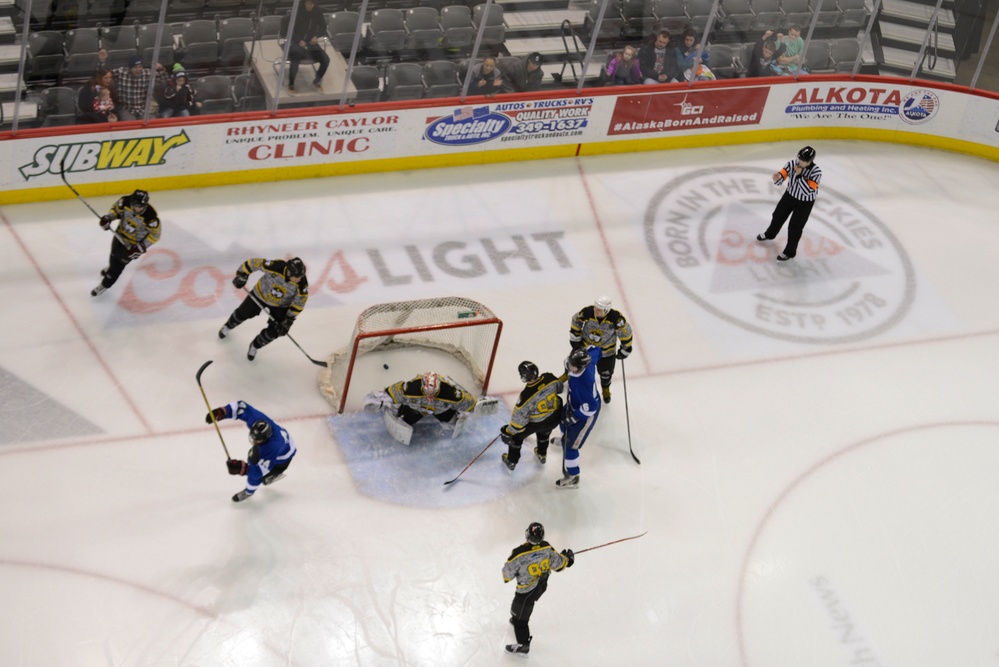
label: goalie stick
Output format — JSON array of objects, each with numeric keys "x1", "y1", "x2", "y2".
[
  {"x1": 443, "y1": 434, "x2": 500, "y2": 486},
  {"x1": 196, "y1": 360, "x2": 232, "y2": 459},
  {"x1": 574, "y1": 531, "x2": 648, "y2": 555},
  {"x1": 621, "y1": 359, "x2": 640, "y2": 465},
  {"x1": 59, "y1": 157, "x2": 103, "y2": 220},
  {"x1": 241, "y1": 287, "x2": 328, "y2": 368}
]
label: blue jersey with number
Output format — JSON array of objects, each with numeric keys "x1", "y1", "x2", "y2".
[{"x1": 223, "y1": 400, "x2": 296, "y2": 493}]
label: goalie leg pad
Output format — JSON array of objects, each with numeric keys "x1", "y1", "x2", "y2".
[
  {"x1": 383, "y1": 409, "x2": 414, "y2": 445},
  {"x1": 452, "y1": 412, "x2": 470, "y2": 439}
]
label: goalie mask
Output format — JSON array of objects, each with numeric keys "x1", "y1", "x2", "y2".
[
  {"x1": 421, "y1": 372, "x2": 441, "y2": 398},
  {"x1": 249, "y1": 419, "x2": 272, "y2": 445},
  {"x1": 526, "y1": 522, "x2": 544, "y2": 545},
  {"x1": 518, "y1": 361, "x2": 539, "y2": 383}
]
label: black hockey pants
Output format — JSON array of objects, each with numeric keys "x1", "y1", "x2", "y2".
[
  {"x1": 225, "y1": 295, "x2": 291, "y2": 350},
  {"x1": 510, "y1": 575, "x2": 549, "y2": 645}
]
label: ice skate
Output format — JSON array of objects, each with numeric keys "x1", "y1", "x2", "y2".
[
  {"x1": 555, "y1": 474, "x2": 580, "y2": 489},
  {"x1": 504, "y1": 642, "x2": 530, "y2": 657},
  {"x1": 777, "y1": 253, "x2": 793, "y2": 261},
  {"x1": 247, "y1": 342, "x2": 258, "y2": 360},
  {"x1": 218, "y1": 325, "x2": 231, "y2": 339},
  {"x1": 502, "y1": 453, "x2": 516, "y2": 471},
  {"x1": 533, "y1": 446, "x2": 546, "y2": 464},
  {"x1": 90, "y1": 284, "x2": 107, "y2": 297},
  {"x1": 601, "y1": 386, "x2": 611, "y2": 403},
  {"x1": 262, "y1": 472, "x2": 286, "y2": 486},
  {"x1": 756, "y1": 233, "x2": 770, "y2": 241},
  {"x1": 232, "y1": 489, "x2": 252, "y2": 502}
]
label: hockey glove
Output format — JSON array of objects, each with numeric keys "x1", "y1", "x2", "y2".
[
  {"x1": 561, "y1": 549, "x2": 574, "y2": 567},
  {"x1": 232, "y1": 271, "x2": 248, "y2": 289},
  {"x1": 99, "y1": 214, "x2": 114, "y2": 230},
  {"x1": 616, "y1": 346, "x2": 632, "y2": 360},
  {"x1": 275, "y1": 318, "x2": 294, "y2": 336},
  {"x1": 500, "y1": 427, "x2": 517, "y2": 447},
  {"x1": 226, "y1": 459, "x2": 248, "y2": 476},
  {"x1": 126, "y1": 244, "x2": 145, "y2": 260},
  {"x1": 205, "y1": 407, "x2": 227, "y2": 424}
]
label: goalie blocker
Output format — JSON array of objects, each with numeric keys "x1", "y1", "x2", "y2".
[{"x1": 363, "y1": 372, "x2": 497, "y2": 445}]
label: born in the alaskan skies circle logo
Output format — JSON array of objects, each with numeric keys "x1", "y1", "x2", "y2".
[{"x1": 644, "y1": 167, "x2": 915, "y2": 344}]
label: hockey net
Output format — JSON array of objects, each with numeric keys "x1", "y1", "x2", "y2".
[{"x1": 319, "y1": 296, "x2": 503, "y2": 413}]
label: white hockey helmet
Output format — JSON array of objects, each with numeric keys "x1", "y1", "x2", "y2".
[
  {"x1": 421, "y1": 372, "x2": 441, "y2": 398},
  {"x1": 594, "y1": 295, "x2": 612, "y2": 313}
]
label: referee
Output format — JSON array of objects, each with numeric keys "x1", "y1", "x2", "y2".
[{"x1": 757, "y1": 146, "x2": 822, "y2": 261}]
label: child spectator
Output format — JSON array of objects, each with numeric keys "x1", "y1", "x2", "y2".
[
  {"x1": 606, "y1": 45, "x2": 642, "y2": 85},
  {"x1": 159, "y1": 68, "x2": 200, "y2": 117}
]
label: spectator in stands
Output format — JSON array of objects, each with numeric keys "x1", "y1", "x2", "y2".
[
  {"x1": 676, "y1": 26, "x2": 713, "y2": 80},
  {"x1": 159, "y1": 67, "x2": 201, "y2": 118},
  {"x1": 470, "y1": 56, "x2": 504, "y2": 96},
  {"x1": 776, "y1": 25, "x2": 805, "y2": 72},
  {"x1": 748, "y1": 30, "x2": 787, "y2": 77},
  {"x1": 639, "y1": 29, "x2": 683, "y2": 85},
  {"x1": 288, "y1": 0, "x2": 330, "y2": 93},
  {"x1": 502, "y1": 52, "x2": 544, "y2": 93},
  {"x1": 104, "y1": 52, "x2": 170, "y2": 121},
  {"x1": 606, "y1": 45, "x2": 642, "y2": 86},
  {"x1": 78, "y1": 67, "x2": 119, "y2": 124}
]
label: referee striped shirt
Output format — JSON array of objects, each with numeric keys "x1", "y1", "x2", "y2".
[{"x1": 777, "y1": 159, "x2": 822, "y2": 201}]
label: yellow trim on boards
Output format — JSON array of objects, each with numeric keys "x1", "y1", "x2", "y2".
[{"x1": 4, "y1": 126, "x2": 997, "y2": 205}]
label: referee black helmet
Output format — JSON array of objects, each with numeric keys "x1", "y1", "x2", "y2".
[{"x1": 798, "y1": 146, "x2": 816, "y2": 163}]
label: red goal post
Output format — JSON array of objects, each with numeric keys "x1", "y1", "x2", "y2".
[{"x1": 319, "y1": 296, "x2": 503, "y2": 414}]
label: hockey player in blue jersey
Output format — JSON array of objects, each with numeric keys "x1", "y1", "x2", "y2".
[
  {"x1": 205, "y1": 400, "x2": 297, "y2": 502},
  {"x1": 557, "y1": 345, "x2": 602, "y2": 489}
]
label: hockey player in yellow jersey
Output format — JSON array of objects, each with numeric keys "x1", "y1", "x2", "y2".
[
  {"x1": 569, "y1": 295, "x2": 634, "y2": 403},
  {"x1": 218, "y1": 257, "x2": 308, "y2": 361},
  {"x1": 500, "y1": 361, "x2": 565, "y2": 471},
  {"x1": 502, "y1": 522, "x2": 574, "y2": 656},
  {"x1": 91, "y1": 189, "x2": 161, "y2": 297},
  {"x1": 364, "y1": 372, "x2": 477, "y2": 445}
]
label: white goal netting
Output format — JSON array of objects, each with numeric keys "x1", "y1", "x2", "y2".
[{"x1": 319, "y1": 296, "x2": 503, "y2": 413}]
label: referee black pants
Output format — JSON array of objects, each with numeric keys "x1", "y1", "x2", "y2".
[
  {"x1": 764, "y1": 192, "x2": 815, "y2": 259},
  {"x1": 510, "y1": 576, "x2": 549, "y2": 645}
]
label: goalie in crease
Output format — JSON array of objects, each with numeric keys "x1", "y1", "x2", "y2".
[{"x1": 364, "y1": 372, "x2": 489, "y2": 445}]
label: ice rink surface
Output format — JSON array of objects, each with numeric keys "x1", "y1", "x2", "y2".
[{"x1": 2, "y1": 141, "x2": 999, "y2": 666}]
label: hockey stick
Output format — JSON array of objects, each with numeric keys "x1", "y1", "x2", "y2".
[
  {"x1": 621, "y1": 359, "x2": 640, "y2": 465},
  {"x1": 59, "y1": 157, "x2": 102, "y2": 219},
  {"x1": 574, "y1": 531, "x2": 648, "y2": 555},
  {"x1": 241, "y1": 287, "x2": 328, "y2": 368},
  {"x1": 443, "y1": 435, "x2": 500, "y2": 486},
  {"x1": 196, "y1": 360, "x2": 232, "y2": 459}
]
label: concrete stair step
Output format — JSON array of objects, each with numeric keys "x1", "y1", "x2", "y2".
[
  {"x1": 880, "y1": 0, "x2": 956, "y2": 29},
  {"x1": 879, "y1": 19, "x2": 956, "y2": 56},
  {"x1": 879, "y1": 44, "x2": 956, "y2": 80}
]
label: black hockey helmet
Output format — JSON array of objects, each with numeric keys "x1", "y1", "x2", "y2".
[
  {"x1": 797, "y1": 146, "x2": 816, "y2": 163},
  {"x1": 131, "y1": 189, "x2": 149, "y2": 212},
  {"x1": 526, "y1": 522, "x2": 544, "y2": 545},
  {"x1": 567, "y1": 347, "x2": 591, "y2": 372},
  {"x1": 285, "y1": 257, "x2": 306, "y2": 279},
  {"x1": 518, "y1": 361, "x2": 539, "y2": 383},
  {"x1": 249, "y1": 420, "x2": 272, "y2": 445}
]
